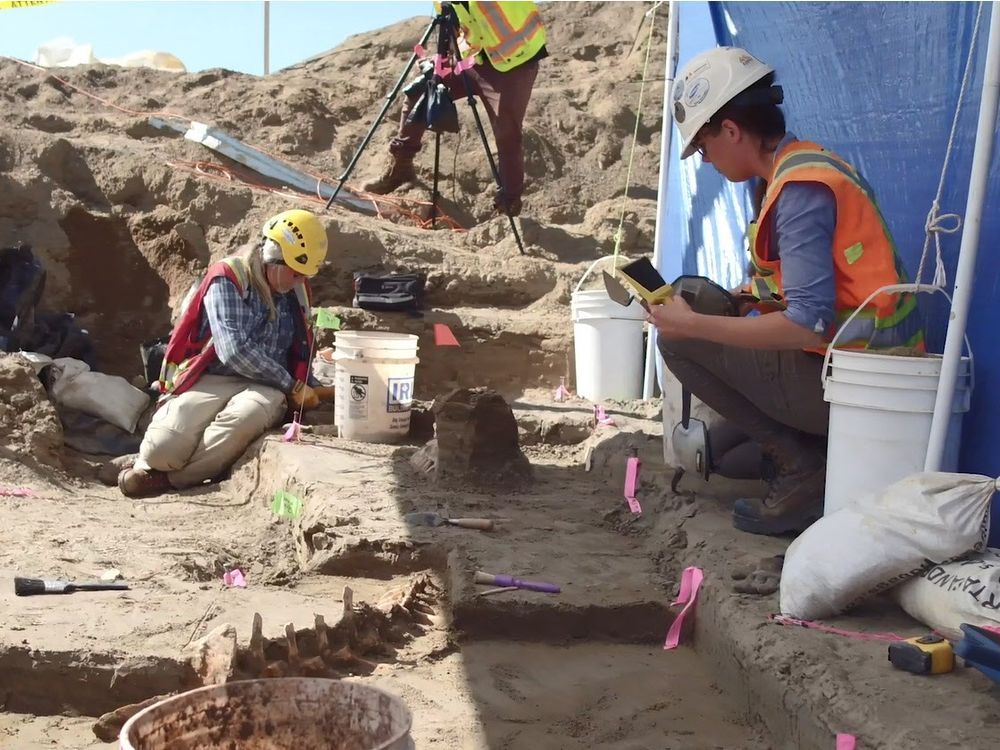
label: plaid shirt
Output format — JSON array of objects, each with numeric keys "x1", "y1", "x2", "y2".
[{"x1": 201, "y1": 277, "x2": 297, "y2": 393}]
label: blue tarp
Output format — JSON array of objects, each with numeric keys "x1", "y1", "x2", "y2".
[{"x1": 660, "y1": 2, "x2": 999, "y2": 480}]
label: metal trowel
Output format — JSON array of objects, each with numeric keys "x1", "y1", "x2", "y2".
[{"x1": 602, "y1": 270, "x2": 650, "y2": 312}]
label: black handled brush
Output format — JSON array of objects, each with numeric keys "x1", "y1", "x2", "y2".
[{"x1": 15, "y1": 577, "x2": 130, "y2": 596}]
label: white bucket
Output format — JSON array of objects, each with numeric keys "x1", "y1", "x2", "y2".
[
  {"x1": 333, "y1": 331, "x2": 419, "y2": 443},
  {"x1": 821, "y1": 284, "x2": 975, "y2": 515},
  {"x1": 571, "y1": 256, "x2": 647, "y2": 402}
]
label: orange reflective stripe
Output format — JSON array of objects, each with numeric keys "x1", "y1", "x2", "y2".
[
  {"x1": 477, "y1": 3, "x2": 541, "y2": 58},
  {"x1": 478, "y1": 2, "x2": 516, "y2": 37},
  {"x1": 490, "y1": 12, "x2": 543, "y2": 58}
]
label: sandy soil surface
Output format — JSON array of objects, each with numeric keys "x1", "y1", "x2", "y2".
[
  {"x1": 0, "y1": 393, "x2": 772, "y2": 749},
  {"x1": 3, "y1": 3, "x2": 999, "y2": 748}
]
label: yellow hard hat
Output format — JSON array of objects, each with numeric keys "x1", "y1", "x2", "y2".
[{"x1": 261, "y1": 209, "x2": 328, "y2": 277}]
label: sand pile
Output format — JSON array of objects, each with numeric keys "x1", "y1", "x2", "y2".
[{"x1": 0, "y1": 354, "x2": 62, "y2": 468}]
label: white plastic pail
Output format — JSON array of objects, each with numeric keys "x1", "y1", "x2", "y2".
[
  {"x1": 821, "y1": 284, "x2": 974, "y2": 515},
  {"x1": 571, "y1": 257, "x2": 647, "y2": 401},
  {"x1": 333, "y1": 331, "x2": 419, "y2": 443}
]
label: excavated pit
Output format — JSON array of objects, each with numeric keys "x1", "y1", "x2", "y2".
[{"x1": 0, "y1": 397, "x2": 774, "y2": 749}]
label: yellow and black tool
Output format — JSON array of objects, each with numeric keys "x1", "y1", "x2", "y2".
[
  {"x1": 888, "y1": 635, "x2": 954, "y2": 675},
  {"x1": 618, "y1": 257, "x2": 673, "y2": 305}
]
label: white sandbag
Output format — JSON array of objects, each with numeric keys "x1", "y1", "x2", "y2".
[
  {"x1": 49, "y1": 357, "x2": 150, "y2": 434},
  {"x1": 780, "y1": 472, "x2": 995, "y2": 620},
  {"x1": 893, "y1": 550, "x2": 1000, "y2": 639}
]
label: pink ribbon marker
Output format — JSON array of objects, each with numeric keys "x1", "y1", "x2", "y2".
[
  {"x1": 664, "y1": 566, "x2": 704, "y2": 650},
  {"x1": 836, "y1": 734, "x2": 857, "y2": 750},
  {"x1": 282, "y1": 420, "x2": 302, "y2": 443},
  {"x1": 553, "y1": 380, "x2": 571, "y2": 402},
  {"x1": 0, "y1": 487, "x2": 34, "y2": 497},
  {"x1": 223, "y1": 569, "x2": 247, "y2": 588},
  {"x1": 770, "y1": 614, "x2": 905, "y2": 643},
  {"x1": 624, "y1": 455, "x2": 642, "y2": 514},
  {"x1": 594, "y1": 405, "x2": 615, "y2": 426}
]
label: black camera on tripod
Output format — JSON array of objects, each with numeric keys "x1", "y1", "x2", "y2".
[{"x1": 404, "y1": 7, "x2": 461, "y2": 134}]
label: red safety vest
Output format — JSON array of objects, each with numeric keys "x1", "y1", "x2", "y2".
[{"x1": 158, "y1": 256, "x2": 312, "y2": 401}]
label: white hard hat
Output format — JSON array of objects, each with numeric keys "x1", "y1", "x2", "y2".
[{"x1": 673, "y1": 47, "x2": 775, "y2": 159}]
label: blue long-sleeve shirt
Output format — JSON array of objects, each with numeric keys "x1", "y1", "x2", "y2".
[
  {"x1": 768, "y1": 133, "x2": 838, "y2": 337},
  {"x1": 201, "y1": 276, "x2": 298, "y2": 393}
]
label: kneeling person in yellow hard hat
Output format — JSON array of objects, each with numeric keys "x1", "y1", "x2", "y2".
[{"x1": 118, "y1": 209, "x2": 332, "y2": 499}]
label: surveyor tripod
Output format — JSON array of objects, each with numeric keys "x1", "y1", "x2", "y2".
[{"x1": 324, "y1": 8, "x2": 526, "y2": 255}]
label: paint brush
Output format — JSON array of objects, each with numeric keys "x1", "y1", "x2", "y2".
[
  {"x1": 15, "y1": 577, "x2": 130, "y2": 596},
  {"x1": 474, "y1": 571, "x2": 560, "y2": 594}
]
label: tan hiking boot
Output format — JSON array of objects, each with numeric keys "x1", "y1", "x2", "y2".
[
  {"x1": 118, "y1": 467, "x2": 172, "y2": 498},
  {"x1": 731, "y1": 459, "x2": 826, "y2": 536},
  {"x1": 363, "y1": 156, "x2": 417, "y2": 194}
]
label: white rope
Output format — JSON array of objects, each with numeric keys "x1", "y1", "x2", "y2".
[{"x1": 915, "y1": 1, "x2": 986, "y2": 289}]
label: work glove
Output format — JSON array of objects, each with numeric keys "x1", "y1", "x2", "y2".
[
  {"x1": 288, "y1": 382, "x2": 320, "y2": 411},
  {"x1": 313, "y1": 386, "x2": 336, "y2": 403}
]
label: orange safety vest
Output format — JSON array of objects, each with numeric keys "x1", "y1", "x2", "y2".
[
  {"x1": 749, "y1": 140, "x2": 924, "y2": 354},
  {"x1": 158, "y1": 255, "x2": 313, "y2": 402},
  {"x1": 446, "y1": 1, "x2": 546, "y2": 72}
]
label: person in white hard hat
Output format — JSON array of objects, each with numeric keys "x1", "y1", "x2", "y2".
[{"x1": 648, "y1": 47, "x2": 923, "y2": 537}]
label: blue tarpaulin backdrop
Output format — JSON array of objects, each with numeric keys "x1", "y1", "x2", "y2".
[{"x1": 660, "y1": 2, "x2": 999, "y2": 482}]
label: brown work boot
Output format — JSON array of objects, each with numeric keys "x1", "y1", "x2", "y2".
[
  {"x1": 118, "y1": 467, "x2": 172, "y2": 499},
  {"x1": 731, "y1": 456, "x2": 826, "y2": 536},
  {"x1": 493, "y1": 193, "x2": 522, "y2": 217},
  {"x1": 363, "y1": 156, "x2": 417, "y2": 194}
]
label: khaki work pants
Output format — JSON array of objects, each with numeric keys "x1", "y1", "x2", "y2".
[{"x1": 135, "y1": 374, "x2": 285, "y2": 489}]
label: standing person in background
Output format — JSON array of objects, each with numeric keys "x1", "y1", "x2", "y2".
[{"x1": 365, "y1": 1, "x2": 546, "y2": 217}]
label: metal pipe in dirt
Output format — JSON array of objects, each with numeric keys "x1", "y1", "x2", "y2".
[
  {"x1": 324, "y1": 18, "x2": 438, "y2": 210},
  {"x1": 925, "y1": 0, "x2": 999, "y2": 471},
  {"x1": 431, "y1": 131, "x2": 441, "y2": 228},
  {"x1": 643, "y1": 0, "x2": 679, "y2": 399}
]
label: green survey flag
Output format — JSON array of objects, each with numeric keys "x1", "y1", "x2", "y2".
[
  {"x1": 270, "y1": 490, "x2": 303, "y2": 519},
  {"x1": 313, "y1": 308, "x2": 342, "y2": 330}
]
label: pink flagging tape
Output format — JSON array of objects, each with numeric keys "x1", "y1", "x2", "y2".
[
  {"x1": 836, "y1": 733, "x2": 857, "y2": 750},
  {"x1": 223, "y1": 569, "x2": 247, "y2": 588},
  {"x1": 553, "y1": 383, "x2": 571, "y2": 402},
  {"x1": 282, "y1": 420, "x2": 302, "y2": 443},
  {"x1": 454, "y1": 55, "x2": 476, "y2": 74},
  {"x1": 0, "y1": 487, "x2": 34, "y2": 497},
  {"x1": 624, "y1": 456, "x2": 642, "y2": 514},
  {"x1": 664, "y1": 566, "x2": 704, "y2": 650},
  {"x1": 594, "y1": 405, "x2": 615, "y2": 426},
  {"x1": 770, "y1": 614, "x2": 905, "y2": 643}
]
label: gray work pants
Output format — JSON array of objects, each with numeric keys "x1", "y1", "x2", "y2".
[{"x1": 658, "y1": 331, "x2": 829, "y2": 470}]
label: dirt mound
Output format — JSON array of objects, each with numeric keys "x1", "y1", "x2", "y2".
[
  {"x1": 0, "y1": 2, "x2": 667, "y2": 389},
  {"x1": 0, "y1": 354, "x2": 62, "y2": 468}
]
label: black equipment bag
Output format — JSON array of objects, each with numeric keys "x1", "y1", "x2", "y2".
[{"x1": 353, "y1": 272, "x2": 426, "y2": 312}]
